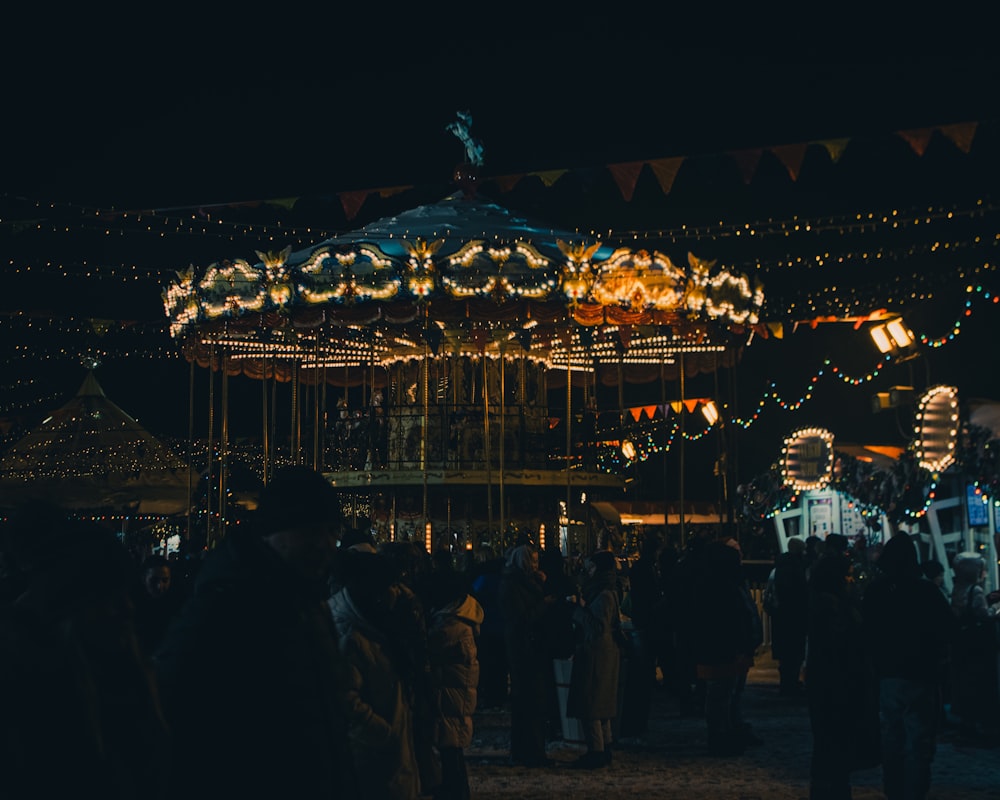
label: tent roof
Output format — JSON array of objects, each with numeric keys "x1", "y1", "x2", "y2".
[{"x1": 0, "y1": 371, "x2": 194, "y2": 514}]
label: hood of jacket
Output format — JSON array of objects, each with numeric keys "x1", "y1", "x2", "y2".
[
  {"x1": 327, "y1": 585, "x2": 391, "y2": 642},
  {"x1": 432, "y1": 593, "x2": 484, "y2": 629}
]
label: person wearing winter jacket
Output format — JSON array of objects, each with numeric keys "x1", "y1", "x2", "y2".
[
  {"x1": 499, "y1": 544, "x2": 553, "y2": 766},
  {"x1": 948, "y1": 550, "x2": 1000, "y2": 740},
  {"x1": 426, "y1": 573, "x2": 484, "y2": 800},
  {"x1": 328, "y1": 550, "x2": 421, "y2": 800},
  {"x1": 566, "y1": 550, "x2": 622, "y2": 769},
  {"x1": 863, "y1": 532, "x2": 955, "y2": 800}
]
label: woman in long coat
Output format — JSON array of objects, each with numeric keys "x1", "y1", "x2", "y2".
[
  {"x1": 499, "y1": 544, "x2": 552, "y2": 766},
  {"x1": 566, "y1": 550, "x2": 622, "y2": 769}
]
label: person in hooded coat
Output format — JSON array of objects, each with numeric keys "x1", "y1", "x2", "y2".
[
  {"x1": 328, "y1": 550, "x2": 421, "y2": 800},
  {"x1": 566, "y1": 550, "x2": 623, "y2": 769},
  {"x1": 426, "y1": 570, "x2": 484, "y2": 800},
  {"x1": 499, "y1": 544, "x2": 553, "y2": 766},
  {"x1": 862, "y1": 532, "x2": 955, "y2": 800}
]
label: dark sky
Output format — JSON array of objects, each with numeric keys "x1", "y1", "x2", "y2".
[{"x1": 3, "y1": 23, "x2": 999, "y2": 496}]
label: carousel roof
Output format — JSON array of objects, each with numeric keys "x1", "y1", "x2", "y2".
[{"x1": 163, "y1": 190, "x2": 766, "y2": 383}]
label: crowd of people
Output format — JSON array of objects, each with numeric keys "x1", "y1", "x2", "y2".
[
  {"x1": 1, "y1": 472, "x2": 998, "y2": 800},
  {"x1": 766, "y1": 530, "x2": 1000, "y2": 799}
]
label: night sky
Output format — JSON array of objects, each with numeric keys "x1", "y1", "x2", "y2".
[{"x1": 3, "y1": 21, "x2": 1000, "y2": 500}]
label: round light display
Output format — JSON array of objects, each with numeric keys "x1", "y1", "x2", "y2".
[
  {"x1": 781, "y1": 426, "x2": 835, "y2": 491},
  {"x1": 914, "y1": 385, "x2": 959, "y2": 473}
]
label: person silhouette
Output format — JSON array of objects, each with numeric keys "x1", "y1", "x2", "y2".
[{"x1": 154, "y1": 466, "x2": 356, "y2": 800}]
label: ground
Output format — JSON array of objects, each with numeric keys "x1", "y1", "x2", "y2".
[{"x1": 464, "y1": 652, "x2": 999, "y2": 799}]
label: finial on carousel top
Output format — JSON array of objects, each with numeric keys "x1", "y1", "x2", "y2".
[{"x1": 446, "y1": 110, "x2": 484, "y2": 198}]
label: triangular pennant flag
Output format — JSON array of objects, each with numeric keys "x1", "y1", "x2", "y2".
[
  {"x1": 339, "y1": 190, "x2": 370, "y2": 220},
  {"x1": 938, "y1": 122, "x2": 978, "y2": 154},
  {"x1": 379, "y1": 185, "x2": 413, "y2": 198},
  {"x1": 630, "y1": 406, "x2": 643, "y2": 422},
  {"x1": 670, "y1": 401, "x2": 683, "y2": 414},
  {"x1": 897, "y1": 127, "x2": 935, "y2": 157},
  {"x1": 530, "y1": 170, "x2": 568, "y2": 187},
  {"x1": 263, "y1": 197, "x2": 299, "y2": 211},
  {"x1": 816, "y1": 138, "x2": 850, "y2": 163},
  {"x1": 766, "y1": 322, "x2": 784, "y2": 339},
  {"x1": 730, "y1": 149, "x2": 763, "y2": 184},
  {"x1": 89, "y1": 318, "x2": 113, "y2": 336},
  {"x1": 618, "y1": 325, "x2": 633, "y2": 351},
  {"x1": 769, "y1": 143, "x2": 808, "y2": 181},
  {"x1": 647, "y1": 157, "x2": 683, "y2": 195},
  {"x1": 683, "y1": 398, "x2": 699, "y2": 413},
  {"x1": 492, "y1": 174, "x2": 524, "y2": 193},
  {"x1": 658, "y1": 403, "x2": 670, "y2": 417},
  {"x1": 643, "y1": 405, "x2": 659, "y2": 420},
  {"x1": 608, "y1": 161, "x2": 645, "y2": 202}
]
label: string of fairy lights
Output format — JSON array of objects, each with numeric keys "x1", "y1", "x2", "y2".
[
  {"x1": 4, "y1": 195, "x2": 997, "y2": 276},
  {"x1": 1, "y1": 284, "x2": 997, "y2": 436}
]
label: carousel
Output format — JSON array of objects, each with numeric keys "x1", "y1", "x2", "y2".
[{"x1": 162, "y1": 121, "x2": 766, "y2": 554}]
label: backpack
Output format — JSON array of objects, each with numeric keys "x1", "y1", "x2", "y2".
[{"x1": 762, "y1": 567, "x2": 779, "y2": 617}]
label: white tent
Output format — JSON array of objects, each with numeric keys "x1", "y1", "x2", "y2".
[{"x1": 0, "y1": 371, "x2": 194, "y2": 514}]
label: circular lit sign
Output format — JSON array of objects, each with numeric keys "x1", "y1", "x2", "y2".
[
  {"x1": 914, "y1": 385, "x2": 959, "y2": 473},
  {"x1": 781, "y1": 427, "x2": 835, "y2": 491}
]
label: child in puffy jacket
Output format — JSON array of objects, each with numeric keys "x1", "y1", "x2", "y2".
[{"x1": 426, "y1": 572, "x2": 485, "y2": 800}]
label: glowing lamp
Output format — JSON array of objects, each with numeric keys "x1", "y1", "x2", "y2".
[
  {"x1": 870, "y1": 318, "x2": 915, "y2": 354},
  {"x1": 621, "y1": 440, "x2": 637, "y2": 461},
  {"x1": 702, "y1": 400, "x2": 719, "y2": 426}
]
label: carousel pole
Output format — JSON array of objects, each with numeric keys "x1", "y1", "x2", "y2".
[
  {"x1": 261, "y1": 354, "x2": 269, "y2": 486},
  {"x1": 499, "y1": 349, "x2": 506, "y2": 545},
  {"x1": 422, "y1": 343, "x2": 429, "y2": 542},
  {"x1": 321, "y1": 360, "x2": 328, "y2": 472},
  {"x1": 218, "y1": 353, "x2": 229, "y2": 541},
  {"x1": 206, "y1": 343, "x2": 215, "y2": 547},
  {"x1": 186, "y1": 357, "x2": 195, "y2": 541},
  {"x1": 661, "y1": 357, "x2": 668, "y2": 541},
  {"x1": 482, "y1": 355, "x2": 494, "y2": 550},
  {"x1": 712, "y1": 352, "x2": 727, "y2": 533},
  {"x1": 678, "y1": 351, "x2": 687, "y2": 547},
  {"x1": 617, "y1": 350, "x2": 625, "y2": 554},
  {"x1": 269, "y1": 376, "x2": 277, "y2": 478},
  {"x1": 565, "y1": 347, "x2": 572, "y2": 553},
  {"x1": 313, "y1": 338, "x2": 320, "y2": 471},
  {"x1": 518, "y1": 350, "x2": 526, "y2": 469},
  {"x1": 290, "y1": 363, "x2": 298, "y2": 465}
]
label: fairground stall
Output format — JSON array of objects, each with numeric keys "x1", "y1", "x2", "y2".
[
  {"x1": 743, "y1": 385, "x2": 1000, "y2": 595},
  {"x1": 162, "y1": 171, "x2": 765, "y2": 555}
]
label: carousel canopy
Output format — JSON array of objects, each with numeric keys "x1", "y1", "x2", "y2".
[
  {"x1": 0, "y1": 371, "x2": 194, "y2": 514},
  {"x1": 163, "y1": 190, "x2": 766, "y2": 385}
]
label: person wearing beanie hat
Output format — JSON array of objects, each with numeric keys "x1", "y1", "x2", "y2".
[
  {"x1": 154, "y1": 466, "x2": 356, "y2": 800},
  {"x1": 948, "y1": 550, "x2": 1000, "y2": 740}
]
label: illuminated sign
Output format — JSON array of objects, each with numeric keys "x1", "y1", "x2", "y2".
[
  {"x1": 781, "y1": 427, "x2": 835, "y2": 491},
  {"x1": 914, "y1": 385, "x2": 959, "y2": 473}
]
